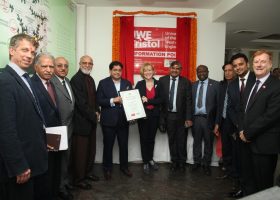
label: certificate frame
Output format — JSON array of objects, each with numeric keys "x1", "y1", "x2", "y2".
[{"x1": 119, "y1": 89, "x2": 146, "y2": 121}]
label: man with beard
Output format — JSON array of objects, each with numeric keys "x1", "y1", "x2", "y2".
[{"x1": 70, "y1": 55, "x2": 99, "y2": 190}]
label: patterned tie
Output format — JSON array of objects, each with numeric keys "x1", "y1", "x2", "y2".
[
  {"x1": 168, "y1": 77, "x2": 176, "y2": 111},
  {"x1": 62, "y1": 80, "x2": 70, "y2": 97},
  {"x1": 246, "y1": 80, "x2": 260, "y2": 111},
  {"x1": 46, "y1": 81, "x2": 56, "y2": 106},
  {"x1": 222, "y1": 88, "x2": 228, "y2": 118},
  {"x1": 197, "y1": 81, "x2": 204, "y2": 108},
  {"x1": 22, "y1": 73, "x2": 46, "y2": 125}
]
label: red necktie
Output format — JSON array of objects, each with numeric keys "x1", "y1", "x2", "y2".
[{"x1": 46, "y1": 81, "x2": 56, "y2": 106}]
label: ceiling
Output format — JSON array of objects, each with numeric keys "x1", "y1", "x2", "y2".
[{"x1": 74, "y1": 0, "x2": 280, "y2": 50}]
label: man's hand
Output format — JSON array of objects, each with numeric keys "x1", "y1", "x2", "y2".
[
  {"x1": 213, "y1": 124, "x2": 219, "y2": 136},
  {"x1": 113, "y1": 96, "x2": 122, "y2": 104},
  {"x1": 239, "y1": 130, "x2": 250, "y2": 143},
  {"x1": 185, "y1": 120, "x2": 193, "y2": 128},
  {"x1": 141, "y1": 96, "x2": 148, "y2": 103},
  {"x1": 16, "y1": 169, "x2": 31, "y2": 184}
]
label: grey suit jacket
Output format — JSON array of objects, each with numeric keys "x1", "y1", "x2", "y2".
[
  {"x1": 51, "y1": 75, "x2": 75, "y2": 138},
  {"x1": 192, "y1": 78, "x2": 219, "y2": 129}
]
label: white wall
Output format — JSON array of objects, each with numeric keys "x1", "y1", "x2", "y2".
[
  {"x1": 76, "y1": 6, "x2": 226, "y2": 164},
  {"x1": 77, "y1": 6, "x2": 226, "y2": 84}
]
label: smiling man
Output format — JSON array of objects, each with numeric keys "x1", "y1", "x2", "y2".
[{"x1": 238, "y1": 50, "x2": 280, "y2": 195}]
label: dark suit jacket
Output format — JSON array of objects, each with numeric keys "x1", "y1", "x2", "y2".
[
  {"x1": 158, "y1": 75, "x2": 192, "y2": 121},
  {"x1": 135, "y1": 78, "x2": 161, "y2": 117},
  {"x1": 0, "y1": 65, "x2": 47, "y2": 181},
  {"x1": 70, "y1": 70, "x2": 98, "y2": 136},
  {"x1": 97, "y1": 77, "x2": 132, "y2": 127},
  {"x1": 227, "y1": 72, "x2": 255, "y2": 128},
  {"x1": 192, "y1": 78, "x2": 219, "y2": 129},
  {"x1": 31, "y1": 74, "x2": 61, "y2": 127},
  {"x1": 240, "y1": 75, "x2": 280, "y2": 154}
]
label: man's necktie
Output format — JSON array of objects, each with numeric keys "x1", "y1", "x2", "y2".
[
  {"x1": 240, "y1": 78, "x2": 245, "y2": 95},
  {"x1": 62, "y1": 80, "x2": 70, "y2": 97},
  {"x1": 22, "y1": 73, "x2": 45, "y2": 125},
  {"x1": 197, "y1": 81, "x2": 204, "y2": 108},
  {"x1": 46, "y1": 81, "x2": 56, "y2": 106},
  {"x1": 246, "y1": 80, "x2": 260, "y2": 111},
  {"x1": 168, "y1": 78, "x2": 176, "y2": 111},
  {"x1": 222, "y1": 88, "x2": 228, "y2": 118}
]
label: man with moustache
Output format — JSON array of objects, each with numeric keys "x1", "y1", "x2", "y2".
[
  {"x1": 0, "y1": 34, "x2": 48, "y2": 200},
  {"x1": 215, "y1": 63, "x2": 236, "y2": 179},
  {"x1": 158, "y1": 61, "x2": 192, "y2": 172},
  {"x1": 97, "y1": 61, "x2": 133, "y2": 180},
  {"x1": 51, "y1": 57, "x2": 75, "y2": 200},
  {"x1": 227, "y1": 53, "x2": 255, "y2": 198},
  {"x1": 191, "y1": 65, "x2": 219, "y2": 176},
  {"x1": 70, "y1": 55, "x2": 99, "y2": 190},
  {"x1": 31, "y1": 53, "x2": 62, "y2": 200},
  {"x1": 239, "y1": 50, "x2": 280, "y2": 195}
]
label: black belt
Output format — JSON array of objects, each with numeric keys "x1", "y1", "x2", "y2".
[{"x1": 194, "y1": 114, "x2": 207, "y2": 118}]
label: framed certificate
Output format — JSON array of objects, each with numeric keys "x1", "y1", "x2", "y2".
[{"x1": 119, "y1": 89, "x2": 146, "y2": 121}]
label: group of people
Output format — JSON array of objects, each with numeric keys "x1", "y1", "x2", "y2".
[{"x1": 0, "y1": 33, "x2": 279, "y2": 200}]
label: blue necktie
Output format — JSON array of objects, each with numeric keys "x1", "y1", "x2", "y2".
[
  {"x1": 169, "y1": 78, "x2": 176, "y2": 111},
  {"x1": 197, "y1": 81, "x2": 204, "y2": 108}
]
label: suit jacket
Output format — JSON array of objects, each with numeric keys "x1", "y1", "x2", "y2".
[
  {"x1": 51, "y1": 75, "x2": 75, "y2": 138},
  {"x1": 0, "y1": 65, "x2": 47, "y2": 181},
  {"x1": 135, "y1": 78, "x2": 161, "y2": 117},
  {"x1": 31, "y1": 74, "x2": 61, "y2": 127},
  {"x1": 192, "y1": 78, "x2": 219, "y2": 129},
  {"x1": 227, "y1": 72, "x2": 255, "y2": 128},
  {"x1": 158, "y1": 75, "x2": 192, "y2": 121},
  {"x1": 97, "y1": 77, "x2": 132, "y2": 127},
  {"x1": 70, "y1": 70, "x2": 98, "y2": 135},
  {"x1": 240, "y1": 75, "x2": 280, "y2": 154}
]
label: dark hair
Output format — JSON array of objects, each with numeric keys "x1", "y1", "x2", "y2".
[
  {"x1": 222, "y1": 62, "x2": 232, "y2": 70},
  {"x1": 170, "y1": 60, "x2": 182, "y2": 68},
  {"x1": 230, "y1": 53, "x2": 248, "y2": 64},
  {"x1": 109, "y1": 61, "x2": 123, "y2": 70},
  {"x1": 196, "y1": 64, "x2": 208, "y2": 71}
]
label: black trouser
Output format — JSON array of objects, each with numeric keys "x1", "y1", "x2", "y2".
[
  {"x1": 166, "y1": 112, "x2": 187, "y2": 164},
  {"x1": 220, "y1": 117, "x2": 234, "y2": 172},
  {"x1": 192, "y1": 115, "x2": 214, "y2": 166},
  {"x1": 0, "y1": 173, "x2": 49, "y2": 200},
  {"x1": 138, "y1": 111, "x2": 159, "y2": 163}
]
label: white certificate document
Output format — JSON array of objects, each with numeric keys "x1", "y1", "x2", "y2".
[
  {"x1": 45, "y1": 126, "x2": 68, "y2": 150},
  {"x1": 119, "y1": 89, "x2": 146, "y2": 121}
]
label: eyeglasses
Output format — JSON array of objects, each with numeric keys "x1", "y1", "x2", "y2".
[
  {"x1": 56, "y1": 64, "x2": 69, "y2": 68},
  {"x1": 81, "y1": 62, "x2": 93, "y2": 66}
]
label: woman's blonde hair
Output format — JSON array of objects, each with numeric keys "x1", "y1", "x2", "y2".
[{"x1": 140, "y1": 63, "x2": 155, "y2": 79}]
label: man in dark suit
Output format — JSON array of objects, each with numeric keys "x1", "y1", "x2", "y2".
[
  {"x1": 70, "y1": 55, "x2": 99, "y2": 189},
  {"x1": 239, "y1": 50, "x2": 280, "y2": 195},
  {"x1": 191, "y1": 65, "x2": 219, "y2": 176},
  {"x1": 31, "y1": 52, "x2": 62, "y2": 200},
  {"x1": 97, "y1": 61, "x2": 133, "y2": 180},
  {"x1": 51, "y1": 57, "x2": 75, "y2": 200},
  {"x1": 0, "y1": 34, "x2": 48, "y2": 200},
  {"x1": 158, "y1": 61, "x2": 192, "y2": 172},
  {"x1": 227, "y1": 53, "x2": 255, "y2": 198},
  {"x1": 214, "y1": 63, "x2": 236, "y2": 179}
]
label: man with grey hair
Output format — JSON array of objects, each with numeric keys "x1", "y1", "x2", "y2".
[
  {"x1": 0, "y1": 33, "x2": 48, "y2": 199},
  {"x1": 70, "y1": 55, "x2": 99, "y2": 189},
  {"x1": 31, "y1": 52, "x2": 62, "y2": 199}
]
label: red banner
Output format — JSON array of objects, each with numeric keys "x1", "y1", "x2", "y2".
[{"x1": 134, "y1": 27, "x2": 176, "y2": 75}]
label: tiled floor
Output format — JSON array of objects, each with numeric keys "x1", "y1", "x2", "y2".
[{"x1": 73, "y1": 163, "x2": 234, "y2": 200}]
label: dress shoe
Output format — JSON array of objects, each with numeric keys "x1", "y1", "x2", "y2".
[
  {"x1": 203, "y1": 166, "x2": 211, "y2": 176},
  {"x1": 149, "y1": 160, "x2": 159, "y2": 170},
  {"x1": 65, "y1": 184, "x2": 75, "y2": 191},
  {"x1": 58, "y1": 190, "x2": 74, "y2": 200},
  {"x1": 170, "y1": 163, "x2": 177, "y2": 171},
  {"x1": 228, "y1": 189, "x2": 243, "y2": 198},
  {"x1": 104, "y1": 170, "x2": 112, "y2": 180},
  {"x1": 216, "y1": 174, "x2": 228, "y2": 180},
  {"x1": 121, "y1": 168, "x2": 133, "y2": 177},
  {"x1": 86, "y1": 174, "x2": 100, "y2": 182},
  {"x1": 178, "y1": 163, "x2": 186, "y2": 172},
  {"x1": 143, "y1": 163, "x2": 150, "y2": 174},
  {"x1": 191, "y1": 163, "x2": 200, "y2": 172},
  {"x1": 74, "y1": 180, "x2": 92, "y2": 190}
]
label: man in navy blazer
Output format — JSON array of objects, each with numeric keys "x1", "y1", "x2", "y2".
[
  {"x1": 239, "y1": 50, "x2": 280, "y2": 195},
  {"x1": 31, "y1": 53, "x2": 62, "y2": 200},
  {"x1": 97, "y1": 61, "x2": 133, "y2": 180},
  {"x1": 191, "y1": 65, "x2": 219, "y2": 176},
  {"x1": 0, "y1": 34, "x2": 48, "y2": 200}
]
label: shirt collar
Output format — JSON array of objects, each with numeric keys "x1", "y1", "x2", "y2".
[{"x1": 9, "y1": 62, "x2": 27, "y2": 77}]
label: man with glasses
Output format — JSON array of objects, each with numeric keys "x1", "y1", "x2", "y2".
[
  {"x1": 158, "y1": 61, "x2": 192, "y2": 172},
  {"x1": 70, "y1": 55, "x2": 99, "y2": 190}
]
